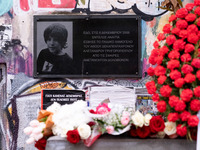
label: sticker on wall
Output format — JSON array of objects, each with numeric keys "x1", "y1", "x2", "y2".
[
  {"x1": 13, "y1": 0, "x2": 31, "y2": 15},
  {"x1": 0, "y1": 0, "x2": 13, "y2": 16}
]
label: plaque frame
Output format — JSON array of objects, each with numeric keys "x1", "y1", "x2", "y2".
[{"x1": 33, "y1": 15, "x2": 142, "y2": 78}]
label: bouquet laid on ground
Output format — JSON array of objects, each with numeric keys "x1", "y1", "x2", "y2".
[{"x1": 146, "y1": 0, "x2": 200, "y2": 140}]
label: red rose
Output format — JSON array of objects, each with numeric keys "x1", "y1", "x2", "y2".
[
  {"x1": 176, "y1": 124, "x2": 187, "y2": 137},
  {"x1": 157, "y1": 101, "x2": 166, "y2": 113},
  {"x1": 88, "y1": 121, "x2": 96, "y2": 127},
  {"x1": 35, "y1": 138, "x2": 47, "y2": 150},
  {"x1": 159, "y1": 46, "x2": 169, "y2": 56},
  {"x1": 176, "y1": 8, "x2": 188, "y2": 18},
  {"x1": 184, "y1": 73, "x2": 196, "y2": 83},
  {"x1": 188, "y1": 115, "x2": 199, "y2": 127},
  {"x1": 180, "y1": 53, "x2": 191, "y2": 62},
  {"x1": 187, "y1": 24, "x2": 198, "y2": 34},
  {"x1": 196, "y1": 70, "x2": 200, "y2": 80},
  {"x1": 154, "y1": 65, "x2": 166, "y2": 76},
  {"x1": 185, "y1": 13, "x2": 196, "y2": 22},
  {"x1": 174, "y1": 100, "x2": 186, "y2": 112},
  {"x1": 147, "y1": 67, "x2": 154, "y2": 76},
  {"x1": 136, "y1": 126, "x2": 151, "y2": 138},
  {"x1": 152, "y1": 93, "x2": 160, "y2": 102},
  {"x1": 171, "y1": 27, "x2": 180, "y2": 35},
  {"x1": 180, "y1": 111, "x2": 191, "y2": 121},
  {"x1": 162, "y1": 24, "x2": 171, "y2": 33},
  {"x1": 166, "y1": 35, "x2": 176, "y2": 46},
  {"x1": 157, "y1": 33, "x2": 165, "y2": 41},
  {"x1": 173, "y1": 39, "x2": 185, "y2": 51},
  {"x1": 184, "y1": 44, "x2": 195, "y2": 53},
  {"x1": 89, "y1": 109, "x2": 96, "y2": 114},
  {"x1": 146, "y1": 81, "x2": 156, "y2": 94},
  {"x1": 158, "y1": 75, "x2": 167, "y2": 84},
  {"x1": 153, "y1": 41, "x2": 159, "y2": 48},
  {"x1": 185, "y1": 3, "x2": 194, "y2": 11},
  {"x1": 195, "y1": 0, "x2": 200, "y2": 6},
  {"x1": 156, "y1": 56, "x2": 163, "y2": 65},
  {"x1": 160, "y1": 85, "x2": 172, "y2": 97},
  {"x1": 167, "y1": 60, "x2": 180, "y2": 70},
  {"x1": 130, "y1": 125, "x2": 137, "y2": 137},
  {"x1": 181, "y1": 64, "x2": 193, "y2": 74},
  {"x1": 187, "y1": 33, "x2": 199, "y2": 44},
  {"x1": 66, "y1": 129, "x2": 81, "y2": 144},
  {"x1": 150, "y1": 116, "x2": 165, "y2": 133},
  {"x1": 180, "y1": 89, "x2": 193, "y2": 102},
  {"x1": 167, "y1": 113, "x2": 179, "y2": 122},
  {"x1": 176, "y1": 20, "x2": 188, "y2": 29},
  {"x1": 168, "y1": 50, "x2": 180, "y2": 59},
  {"x1": 195, "y1": 7, "x2": 200, "y2": 15},
  {"x1": 194, "y1": 86, "x2": 200, "y2": 97},
  {"x1": 174, "y1": 78, "x2": 185, "y2": 88},
  {"x1": 169, "y1": 14, "x2": 177, "y2": 22},
  {"x1": 169, "y1": 95, "x2": 180, "y2": 107},
  {"x1": 179, "y1": 30, "x2": 188, "y2": 39},
  {"x1": 169, "y1": 70, "x2": 181, "y2": 80},
  {"x1": 191, "y1": 58, "x2": 200, "y2": 68},
  {"x1": 190, "y1": 99, "x2": 200, "y2": 111}
]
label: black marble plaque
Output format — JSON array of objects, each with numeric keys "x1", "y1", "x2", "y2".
[{"x1": 34, "y1": 15, "x2": 142, "y2": 78}]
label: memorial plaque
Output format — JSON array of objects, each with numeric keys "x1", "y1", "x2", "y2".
[
  {"x1": 34, "y1": 15, "x2": 141, "y2": 78},
  {"x1": 41, "y1": 89, "x2": 85, "y2": 109}
]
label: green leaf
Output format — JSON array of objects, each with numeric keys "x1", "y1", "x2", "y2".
[{"x1": 39, "y1": 116, "x2": 48, "y2": 122}]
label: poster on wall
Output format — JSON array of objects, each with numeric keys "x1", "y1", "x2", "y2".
[{"x1": 33, "y1": 15, "x2": 142, "y2": 78}]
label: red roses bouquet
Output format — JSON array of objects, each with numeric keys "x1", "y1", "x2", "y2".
[{"x1": 146, "y1": 0, "x2": 200, "y2": 139}]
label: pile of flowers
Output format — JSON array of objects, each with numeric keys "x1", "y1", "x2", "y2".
[{"x1": 146, "y1": 0, "x2": 200, "y2": 139}]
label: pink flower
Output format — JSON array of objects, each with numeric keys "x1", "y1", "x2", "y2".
[
  {"x1": 121, "y1": 116, "x2": 130, "y2": 126},
  {"x1": 96, "y1": 103, "x2": 111, "y2": 114},
  {"x1": 106, "y1": 126, "x2": 114, "y2": 134}
]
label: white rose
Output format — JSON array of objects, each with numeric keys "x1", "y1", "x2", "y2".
[
  {"x1": 144, "y1": 114, "x2": 152, "y2": 126},
  {"x1": 131, "y1": 110, "x2": 144, "y2": 127},
  {"x1": 46, "y1": 102, "x2": 61, "y2": 113},
  {"x1": 164, "y1": 122, "x2": 177, "y2": 136},
  {"x1": 77, "y1": 124, "x2": 91, "y2": 139}
]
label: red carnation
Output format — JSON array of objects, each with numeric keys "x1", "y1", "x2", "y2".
[
  {"x1": 169, "y1": 14, "x2": 177, "y2": 22},
  {"x1": 158, "y1": 75, "x2": 167, "y2": 84},
  {"x1": 150, "y1": 116, "x2": 165, "y2": 133},
  {"x1": 66, "y1": 129, "x2": 81, "y2": 144},
  {"x1": 184, "y1": 73, "x2": 196, "y2": 83},
  {"x1": 35, "y1": 138, "x2": 47, "y2": 150},
  {"x1": 180, "y1": 89, "x2": 193, "y2": 102},
  {"x1": 171, "y1": 27, "x2": 180, "y2": 35},
  {"x1": 166, "y1": 35, "x2": 176, "y2": 45},
  {"x1": 181, "y1": 64, "x2": 193, "y2": 74},
  {"x1": 163, "y1": 24, "x2": 171, "y2": 33},
  {"x1": 156, "y1": 56, "x2": 164, "y2": 65},
  {"x1": 195, "y1": 0, "x2": 200, "y2": 6},
  {"x1": 168, "y1": 113, "x2": 179, "y2": 122},
  {"x1": 168, "y1": 50, "x2": 180, "y2": 59},
  {"x1": 159, "y1": 46, "x2": 169, "y2": 56},
  {"x1": 180, "y1": 53, "x2": 192, "y2": 62},
  {"x1": 176, "y1": 20, "x2": 188, "y2": 29},
  {"x1": 188, "y1": 116, "x2": 199, "y2": 127},
  {"x1": 153, "y1": 41, "x2": 159, "y2": 48},
  {"x1": 185, "y1": 13, "x2": 196, "y2": 22},
  {"x1": 157, "y1": 101, "x2": 166, "y2": 113},
  {"x1": 187, "y1": 33, "x2": 199, "y2": 44},
  {"x1": 196, "y1": 70, "x2": 200, "y2": 80},
  {"x1": 152, "y1": 93, "x2": 160, "y2": 102},
  {"x1": 169, "y1": 70, "x2": 181, "y2": 80},
  {"x1": 149, "y1": 55, "x2": 157, "y2": 65},
  {"x1": 169, "y1": 95, "x2": 180, "y2": 107},
  {"x1": 187, "y1": 24, "x2": 198, "y2": 34},
  {"x1": 173, "y1": 39, "x2": 185, "y2": 51},
  {"x1": 146, "y1": 81, "x2": 156, "y2": 94},
  {"x1": 191, "y1": 58, "x2": 200, "y2": 68},
  {"x1": 136, "y1": 126, "x2": 151, "y2": 138},
  {"x1": 179, "y1": 30, "x2": 188, "y2": 39},
  {"x1": 180, "y1": 111, "x2": 191, "y2": 121},
  {"x1": 147, "y1": 67, "x2": 154, "y2": 76},
  {"x1": 160, "y1": 85, "x2": 172, "y2": 97},
  {"x1": 184, "y1": 44, "x2": 195, "y2": 53},
  {"x1": 194, "y1": 86, "x2": 200, "y2": 97},
  {"x1": 154, "y1": 65, "x2": 166, "y2": 76},
  {"x1": 174, "y1": 78, "x2": 185, "y2": 88},
  {"x1": 190, "y1": 99, "x2": 200, "y2": 111},
  {"x1": 174, "y1": 100, "x2": 186, "y2": 112},
  {"x1": 167, "y1": 60, "x2": 180, "y2": 70},
  {"x1": 195, "y1": 7, "x2": 200, "y2": 15},
  {"x1": 176, "y1": 8, "x2": 188, "y2": 18},
  {"x1": 157, "y1": 33, "x2": 165, "y2": 41},
  {"x1": 185, "y1": 3, "x2": 194, "y2": 11},
  {"x1": 176, "y1": 124, "x2": 187, "y2": 137}
]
